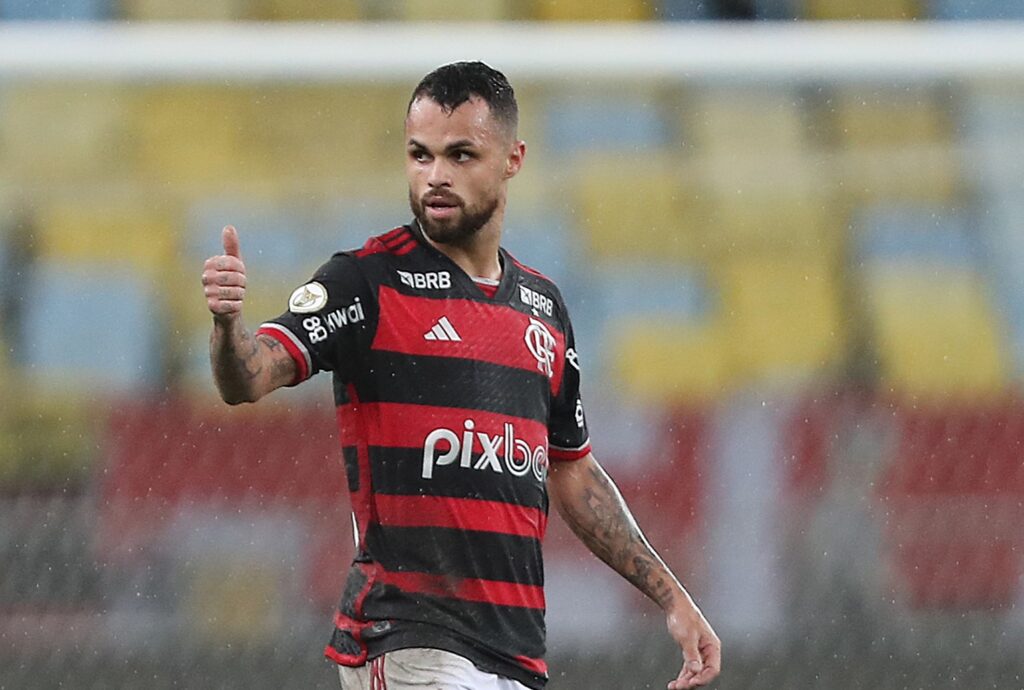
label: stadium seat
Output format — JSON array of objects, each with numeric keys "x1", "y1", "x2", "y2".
[
  {"x1": 658, "y1": 0, "x2": 713, "y2": 20},
  {"x1": 255, "y1": 0, "x2": 361, "y2": 20},
  {"x1": 805, "y1": 0, "x2": 918, "y2": 19},
  {"x1": 830, "y1": 89, "x2": 962, "y2": 204},
  {"x1": 120, "y1": 0, "x2": 248, "y2": 20},
  {"x1": 929, "y1": 0, "x2": 1024, "y2": 19},
  {"x1": 254, "y1": 86, "x2": 403, "y2": 183},
  {"x1": 393, "y1": 0, "x2": 514, "y2": 20},
  {"x1": 543, "y1": 94, "x2": 672, "y2": 155},
  {"x1": 20, "y1": 261, "x2": 161, "y2": 391},
  {"x1": 132, "y1": 86, "x2": 274, "y2": 190},
  {"x1": 688, "y1": 89, "x2": 808, "y2": 154},
  {"x1": 573, "y1": 153, "x2": 706, "y2": 262},
  {"x1": 0, "y1": 0, "x2": 110, "y2": 19},
  {"x1": 612, "y1": 319, "x2": 731, "y2": 404},
  {"x1": 714, "y1": 254, "x2": 847, "y2": 381},
  {"x1": 0, "y1": 84, "x2": 129, "y2": 184},
  {"x1": 863, "y1": 265, "x2": 1008, "y2": 399},
  {"x1": 852, "y1": 204, "x2": 1007, "y2": 398},
  {"x1": 532, "y1": 0, "x2": 653, "y2": 20},
  {"x1": 34, "y1": 198, "x2": 179, "y2": 274}
]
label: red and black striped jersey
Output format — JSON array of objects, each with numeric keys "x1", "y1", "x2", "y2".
[{"x1": 256, "y1": 222, "x2": 590, "y2": 689}]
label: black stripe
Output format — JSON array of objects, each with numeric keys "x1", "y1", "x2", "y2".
[
  {"x1": 361, "y1": 582, "x2": 546, "y2": 659},
  {"x1": 342, "y1": 446, "x2": 360, "y2": 492},
  {"x1": 356, "y1": 351, "x2": 549, "y2": 423},
  {"x1": 365, "y1": 524, "x2": 544, "y2": 586},
  {"x1": 369, "y1": 447, "x2": 548, "y2": 510}
]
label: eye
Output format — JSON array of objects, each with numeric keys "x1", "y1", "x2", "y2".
[
  {"x1": 410, "y1": 149, "x2": 431, "y2": 163},
  {"x1": 453, "y1": 150, "x2": 473, "y2": 163}
]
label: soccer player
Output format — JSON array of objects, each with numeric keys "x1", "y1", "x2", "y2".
[{"x1": 202, "y1": 62, "x2": 720, "y2": 690}]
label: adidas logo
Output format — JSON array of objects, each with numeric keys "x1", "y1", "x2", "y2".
[{"x1": 423, "y1": 316, "x2": 462, "y2": 342}]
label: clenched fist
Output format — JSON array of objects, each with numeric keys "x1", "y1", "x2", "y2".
[{"x1": 202, "y1": 225, "x2": 247, "y2": 318}]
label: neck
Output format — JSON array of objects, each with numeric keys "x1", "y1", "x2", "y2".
[{"x1": 419, "y1": 210, "x2": 504, "y2": 281}]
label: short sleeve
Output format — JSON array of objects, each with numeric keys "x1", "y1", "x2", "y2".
[
  {"x1": 548, "y1": 309, "x2": 591, "y2": 461},
  {"x1": 255, "y1": 253, "x2": 373, "y2": 386}
]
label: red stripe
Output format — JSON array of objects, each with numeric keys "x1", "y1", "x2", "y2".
[
  {"x1": 376, "y1": 569, "x2": 545, "y2": 610},
  {"x1": 382, "y1": 232, "x2": 412, "y2": 249},
  {"x1": 337, "y1": 402, "x2": 548, "y2": 452},
  {"x1": 255, "y1": 325, "x2": 308, "y2": 383},
  {"x1": 372, "y1": 286, "x2": 566, "y2": 396},
  {"x1": 392, "y1": 237, "x2": 417, "y2": 255},
  {"x1": 510, "y1": 256, "x2": 552, "y2": 283},
  {"x1": 515, "y1": 654, "x2": 548, "y2": 676},
  {"x1": 549, "y1": 442, "x2": 591, "y2": 462},
  {"x1": 379, "y1": 226, "x2": 407, "y2": 245},
  {"x1": 375, "y1": 493, "x2": 546, "y2": 539}
]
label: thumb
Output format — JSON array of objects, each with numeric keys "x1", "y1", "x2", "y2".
[
  {"x1": 222, "y1": 225, "x2": 241, "y2": 258},
  {"x1": 683, "y1": 639, "x2": 703, "y2": 674}
]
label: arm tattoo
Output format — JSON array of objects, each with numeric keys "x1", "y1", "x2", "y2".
[
  {"x1": 557, "y1": 461, "x2": 680, "y2": 610},
  {"x1": 210, "y1": 320, "x2": 271, "y2": 403}
]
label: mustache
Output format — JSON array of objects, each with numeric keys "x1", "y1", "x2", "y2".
[{"x1": 421, "y1": 191, "x2": 464, "y2": 207}]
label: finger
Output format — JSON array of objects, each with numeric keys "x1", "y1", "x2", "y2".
[
  {"x1": 222, "y1": 225, "x2": 241, "y2": 258},
  {"x1": 206, "y1": 286, "x2": 245, "y2": 302},
  {"x1": 208, "y1": 255, "x2": 245, "y2": 273},
  {"x1": 208, "y1": 299, "x2": 243, "y2": 315},
  {"x1": 205, "y1": 270, "x2": 247, "y2": 288}
]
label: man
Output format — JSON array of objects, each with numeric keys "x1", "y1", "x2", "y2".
[{"x1": 202, "y1": 61, "x2": 720, "y2": 690}]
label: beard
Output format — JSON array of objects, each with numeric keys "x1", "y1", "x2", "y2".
[{"x1": 410, "y1": 188, "x2": 499, "y2": 247}]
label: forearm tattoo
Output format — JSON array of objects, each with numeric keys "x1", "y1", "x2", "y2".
[
  {"x1": 210, "y1": 321, "x2": 277, "y2": 400},
  {"x1": 559, "y1": 461, "x2": 680, "y2": 610}
]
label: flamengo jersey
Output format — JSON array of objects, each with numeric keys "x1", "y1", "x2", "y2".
[{"x1": 256, "y1": 222, "x2": 590, "y2": 689}]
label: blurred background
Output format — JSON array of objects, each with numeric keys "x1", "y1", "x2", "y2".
[{"x1": 2, "y1": 2, "x2": 1024, "y2": 689}]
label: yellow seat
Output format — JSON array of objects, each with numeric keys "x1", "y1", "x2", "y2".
[
  {"x1": 121, "y1": 0, "x2": 250, "y2": 19},
  {"x1": 806, "y1": 0, "x2": 918, "y2": 19},
  {"x1": 573, "y1": 153, "x2": 705, "y2": 261},
  {"x1": 714, "y1": 254, "x2": 847, "y2": 380},
  {"x1": 532, "y1": 0, "x2": 652, "y2": 20},
  {"x1": 255, "y1": 0, "x2": 361, "y2": 20},
  {"x1": 612, "y1": 319, "x2": 731, "y2": 405},
  {"x1": 688, "y1": 90, "x2": 808, "y2": 154},
  {"x1": 35, "y1": 199, "x2": 179, "y2": 273},
  {"x1": 0, "y1": 84, "x2": 129, "y2": 184},
  {"x1": 395, "y1": 0, "x2": 514, "y2": 20},
  {"x1": 132, "y1": 86, "x2": 275, "y2": 191},
  {"x1": 864, "y1": 265, "x2": 1008, "y2": 399},
  {"x1": 0, "y1": 385, "x2": 96, "y2": 491},
  {"x1": 830, "y1": 90, "x2": 962, "y2": 204}
]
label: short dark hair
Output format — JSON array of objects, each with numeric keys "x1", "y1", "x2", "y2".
[{"x1": 408, "y1": 61, "x2": 518, "y2": 136}]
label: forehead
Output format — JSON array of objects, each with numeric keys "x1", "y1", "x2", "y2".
[{"x1": 405, "y1": 96, "x2": 502, "y2": 146}]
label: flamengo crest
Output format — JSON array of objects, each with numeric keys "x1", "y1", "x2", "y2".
[{"x1": 524, "y1": 317, "x2": 557, "y2": 379}]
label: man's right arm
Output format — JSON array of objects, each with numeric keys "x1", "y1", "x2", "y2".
[{"x1": 204, "y1": 226, "x2": 297, "y2": 405}]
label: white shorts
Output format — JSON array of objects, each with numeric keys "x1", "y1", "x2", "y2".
[{"x1": 337, "y1": 648, "x2": 531, "y2": 690}]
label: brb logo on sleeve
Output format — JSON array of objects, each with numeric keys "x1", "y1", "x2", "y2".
[{"x1": 422, "y1": 420, "x2": 549, "y2": 483}]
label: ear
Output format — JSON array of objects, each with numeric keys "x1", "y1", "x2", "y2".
[{"x1": 504, "y1": 140, "x2": 527, "y2": 180}]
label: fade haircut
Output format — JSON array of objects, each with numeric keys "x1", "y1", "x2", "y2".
[{"x1": 408, "y1": 61, "x2": 518, "y2": 137}]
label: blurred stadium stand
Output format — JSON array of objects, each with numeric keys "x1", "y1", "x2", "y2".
[{"x1": 3, "y1": 8, "x2": 1024, "y2": 690}]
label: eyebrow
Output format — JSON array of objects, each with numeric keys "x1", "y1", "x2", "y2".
[{"x1": 407, "y1": 138, "x2": 477, "y2": 152}]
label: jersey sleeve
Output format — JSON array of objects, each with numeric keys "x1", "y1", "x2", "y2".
[
  {"x1": 548, "y1": 308, "x2": 591, "y2": 462},
  {"x1": 255, "y1": 252, "x2": 373, "y2": 386}
]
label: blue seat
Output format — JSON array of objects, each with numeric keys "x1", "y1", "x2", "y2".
[
  {"x1": 0, "y1": 0, "x2": 110, "y2": 19},
  {"x1": 22, "y1": 262, "x2": 158, "y2": 390},
  {"x1": 544, "y1": 97, "x2": 671, "y2": 155},
  {"x1": 853, "y1": 204, "x2": 981, "y2": 267},
  {"x1": 930, "y1": 0, "x2": 1024, "y2": 19}
]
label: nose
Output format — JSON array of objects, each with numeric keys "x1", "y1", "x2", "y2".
[{"x1": 426, "y1": 157, "x2": 452, "y2": 189}]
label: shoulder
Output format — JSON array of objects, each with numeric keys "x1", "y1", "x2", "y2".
[
  {"x1": 504, "y1": 249, "x2": 572, "y2": 325},
  {"x1": 352, "y1": 225, "x2": 418, "y2": 259}
]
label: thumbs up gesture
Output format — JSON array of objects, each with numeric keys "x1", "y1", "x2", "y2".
[{"x1": 202, "y1": 225, "x2": 247, "y2": 318}]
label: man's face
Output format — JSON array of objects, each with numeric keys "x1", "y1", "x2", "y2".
[{"x1": 405, "y1": 95, "x2": 523, "y2": 246}]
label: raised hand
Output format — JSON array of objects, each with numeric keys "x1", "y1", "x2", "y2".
[{"x1": 202, "y1": 225, "x2": 247, "y2": 318}]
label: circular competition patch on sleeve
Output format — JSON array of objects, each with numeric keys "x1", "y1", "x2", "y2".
[{"x1": 289, "y1": 281, "x2": 328, "y2": 313}]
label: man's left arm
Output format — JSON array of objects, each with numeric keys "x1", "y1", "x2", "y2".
[{"x1": 548, "y1": 452, "x2": 721, "y2": 690}]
